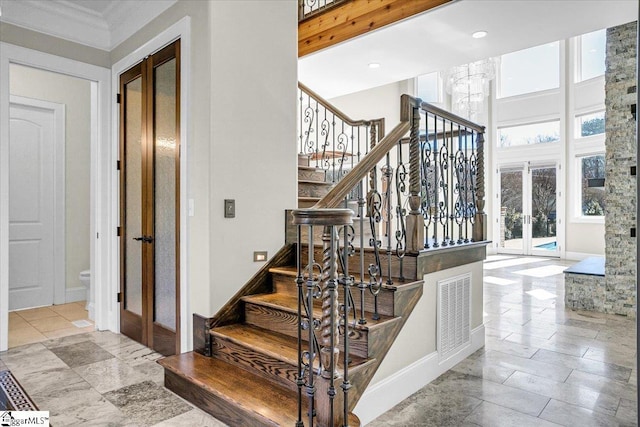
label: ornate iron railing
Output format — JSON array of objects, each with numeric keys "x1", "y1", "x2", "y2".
[
  {"x1": 418, "y1": 101, "x2": 486, "y2": 248},
  {"x1": 298, "y1": 82, "x2": 385, "y2": 185},
  {"x1": 298, "y1": 0, "x2": 349, "y2": 21},
  {"x1": 292, "y1": 95, "x2": 486, "y2": 426}
]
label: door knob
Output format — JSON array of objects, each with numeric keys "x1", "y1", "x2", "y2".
[{"x1": 133, "y1": 235, "x2": 154, "y2": 243}]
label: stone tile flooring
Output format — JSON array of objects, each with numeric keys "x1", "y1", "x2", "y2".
[
  {"x1": 1, "y1": 256, "x2": 637, "y2": 426},
  {"x1": 8, "y1": 302, "x2": 94, "y2": 347},
  {"x1": 0, "y1": 331, "x2": 226, "y2": 426},
  {"x1": 370, "y1": 255, "x2": 638, "y2": 426}
]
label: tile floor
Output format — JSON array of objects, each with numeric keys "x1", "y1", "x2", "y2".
[
  {"x1": 8, "y1": 302, "x2": 95, "y2": 348},
  {"x1": 370, "y1": 255, "x2": 638, "y2": 426},
  {"x1": 1, "y1": 256, "x2": 637, "y2": 426}
]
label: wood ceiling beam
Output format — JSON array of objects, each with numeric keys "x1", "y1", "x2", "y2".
[{"x1": 298, "y1": 0, "x2": 452, "y2": 57}]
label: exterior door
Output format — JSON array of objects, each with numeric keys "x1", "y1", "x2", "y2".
[
  {"x1": 8, "y1": 99, "x2": 62, "y2": 309},
  {"x1": 528, "y1": 166, "x2": 558, "y2": 256},
  {"x1": 119, "y1": 40, "x2": 180, "y2": 356},
  {"x1": 498, "y1": 164, "x2": 558, "y2": 256}
]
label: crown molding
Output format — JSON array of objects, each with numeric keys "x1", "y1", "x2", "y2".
[{"x1": 0, "y1": 0, "x2": 177, "y2": 51}]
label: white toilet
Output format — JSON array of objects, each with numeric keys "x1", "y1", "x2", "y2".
[{"x1": 79, "y1": 270, "x2": 90, "y2": 311}]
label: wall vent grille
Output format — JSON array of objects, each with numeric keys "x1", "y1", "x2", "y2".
[{"x1": 437, "y1": 272, "x2": 471, "y2": 361}]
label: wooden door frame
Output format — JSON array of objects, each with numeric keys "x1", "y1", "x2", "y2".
[
  {"x1": 119, "y1": 41, "x2": 181, "y2": 355},
  {"x1": 112, "y1": 17, "x2": 190, "y2": 353},
  {"x1": 9, "y1": 95, "x2": 66, "y2": 308}
]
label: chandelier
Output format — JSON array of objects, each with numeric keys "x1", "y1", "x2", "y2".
[{"x1": 444, "y1": 58, "x2": 498, "y2": 122}]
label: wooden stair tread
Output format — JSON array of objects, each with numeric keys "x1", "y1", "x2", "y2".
[
  {"x1": 298, "y1": 196, "x2": 322, "y2": 201},
  {"x1": 298, "y1": 179, "x2": 332, "y2": 186},
  {"x1": 269, "y1": 265, "x2": 421, "y2": 292},
  {"x1": 242, "y1": 292, "x2": 397, "y2": 330},
  {"x1": 159, "y1": 352, "x2": 301, "y2": 426},
  {"x1": 298, "y1": 165, "x2": 323, "y2": 171},
  {"x1": 211, "y1": 323, "x2": 371, "y2": 370}
]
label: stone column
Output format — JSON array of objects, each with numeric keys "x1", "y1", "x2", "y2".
[{"x1": 604, "y1": 21, "x2": 637, "y2": 318}]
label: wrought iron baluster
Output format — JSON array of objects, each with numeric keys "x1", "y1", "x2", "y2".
[
  {"x1": 395, "y1": 140, "x2": 407, "y2": 281},
  {"x1": 438, "y1": 116, "x2": 449, "y2": 246},
  {"x1": 357, "y1": 180, "x2": 367, "y2": 325},
  {"x1": 366, "y1": 125, "x2": 383, "y2": 320},
  {"x1": 382, "y1": 154, "x2": 393, "y2": 285},
  {"x1": 463, "y1": 127, "x2": 470, "y2": 243},
  {"x1": 469, "y1": 130, "x2": 478, "y2": 240},
  {"x1": 421, "y1": 113, "x2": 433, "y2": 249},
  {"x1": 296, "y1": 225, "x2": 304, "y2": 427},
  {"x1": 320, "y1": 109, "x2": 330, "y2": 171},
  {"x1": 305, "y1": 225, "x2": 317, "y2": 427},
  {"x1": 432, "y1": 115, "x2": 439, "y2": 248}
]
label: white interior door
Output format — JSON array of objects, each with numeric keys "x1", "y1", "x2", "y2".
[{"x1": 9, "y1": 98, "x2": 64, "y2": 309}]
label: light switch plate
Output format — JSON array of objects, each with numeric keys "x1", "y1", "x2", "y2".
[{"x1": 224, "y1": 199, "x2": 235, "y2": 218}]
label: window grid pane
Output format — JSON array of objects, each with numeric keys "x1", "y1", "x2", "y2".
[
  {"x1": 417, "y1": 71, "x2": 440, "y2": 103},
  {"x1": 498, "y1": 120, "x2": 560, "y2": 148},
  {"x1": 499, "y1": 42, "x2": 560, "y2": 98},
  {"x1": 579, "y1": 29, "x2": 606, "y2": 82},
  {"x1": 576, "y1": 111, "x2": 605, "y2": 137},
  {"x1": 581, "y1": 154, "x2": 606, "y2": 216}
]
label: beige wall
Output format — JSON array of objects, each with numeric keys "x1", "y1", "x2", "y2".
[
  {"x1": 112, "y1": 0, "x2": 298, "y2": 346},
  {"x1": 10, "y1": 64, "x2": 91, "y2": 295},
  {"x1": 328, "y1": 79, "x2": 412, "y2": 131},
  {"x1": 0, "y1": 22, "x2": 110, "y2": 68},
  {"x1": 371, "y1": 261, "x2": 484, "y2": 382},
  {"x1": 112, "y1": 0, "x2": 213, "y2": 330},
  {"x1": 208, "y1": 0, "x2": 297, "y2": 311}
]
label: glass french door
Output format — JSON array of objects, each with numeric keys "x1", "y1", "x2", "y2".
[
  {"x1": 499, "y1": 164, "x2": 558, "y2": 256},
  {"x1": 119, "y1": 40, "x2": 180, "y2": 356}
]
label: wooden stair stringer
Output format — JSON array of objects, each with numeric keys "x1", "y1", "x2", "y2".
[{"x1": 347, "y1": 279, "x2": 424, "y2": 410}]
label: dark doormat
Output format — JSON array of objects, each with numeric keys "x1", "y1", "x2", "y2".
[{"x1": 0, "y1": 370, "x2": 38, "y2": 411}]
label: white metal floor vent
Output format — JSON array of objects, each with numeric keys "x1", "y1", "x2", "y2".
[{"x1": 437, "y1": 272, "x2": 471, "y2": 361}]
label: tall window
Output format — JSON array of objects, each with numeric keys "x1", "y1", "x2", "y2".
[
  {"x1": 416, "y1": 71, "x2": 441, "y2": 103},
  {"x1": 578, "y1": 29, "x2": 606, "y2": 82},
  {"x1": 579, "y1": 154, "x2": 606, "y2": 216},
  {"x1": 576, "y1": 111, "x2": 605, "y2": 138},
  {"x1": 499, "y1": 42, "x2": 560, "y2": 98},
  {"x1": 498, "y1": 120, "x2": 560, "y2": 148}
]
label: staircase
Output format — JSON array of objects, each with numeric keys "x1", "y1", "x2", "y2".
[
  {"x1": 160, "y1": 242, "x2": 422, "y2": 426},
  {"x1": 298, "y1": 154, "x2": 332, "y2": 208},
  {"x1": 159, "y1": 86, "x2": 487, "y2": 426}
]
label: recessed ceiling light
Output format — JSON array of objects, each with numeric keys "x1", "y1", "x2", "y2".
[
  {"x1": 472, "y1": 31, "x2": 488, "y2": 39},
  {"x1": 368, "y1": 62, "x2": 380, "y2": 69}
]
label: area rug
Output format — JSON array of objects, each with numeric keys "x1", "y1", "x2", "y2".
[{"x1": 0, "y1": 370, "x2": 38, "y2": 411}]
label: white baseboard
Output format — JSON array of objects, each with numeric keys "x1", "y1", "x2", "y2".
[
  {"x1": 65, "y1": 286, "x2": 87, "y2": 304},
  {"x1": 564, "y1": 251, "x2": 602, "y2": 261},
  {"x1": 355, "y1": 324, "x2": 485, "y2": 425}
]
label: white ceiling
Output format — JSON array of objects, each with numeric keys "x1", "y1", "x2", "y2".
[
  {"x1": 0, "y1": 0, "x2": 177, "y2": 50},
  {"x1": 299, "y1": 0, "x2": 639, "y2": 99}
]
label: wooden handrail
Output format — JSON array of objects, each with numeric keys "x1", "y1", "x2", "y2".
[
  {"x1": 299, "y1": 81, "x2": 385, "y2": 133},
  {"x1": 314, "y1": 94, "x2": 419, "y2": 208},
  {"x1": 420, "y1": 101, "x2": 485, "y2": 133}
]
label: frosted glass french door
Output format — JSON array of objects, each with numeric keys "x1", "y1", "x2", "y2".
[
  {"x1": 499, "y1": 164, "x2": 558, "y2": 256},
  {"x1": 119, "y1": 40, "x2": 180, "y2": 356}
]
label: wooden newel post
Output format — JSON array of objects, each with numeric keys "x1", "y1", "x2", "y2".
[
  {"x1": 291, "y1": 208, "x2": 353, "y2": 427},
  {"x1": 473, "y1": 131, "x2": 487, "y2": 242},
  {"x1": 403, "y1": 95, "x2": 424, "y2": 253}
]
